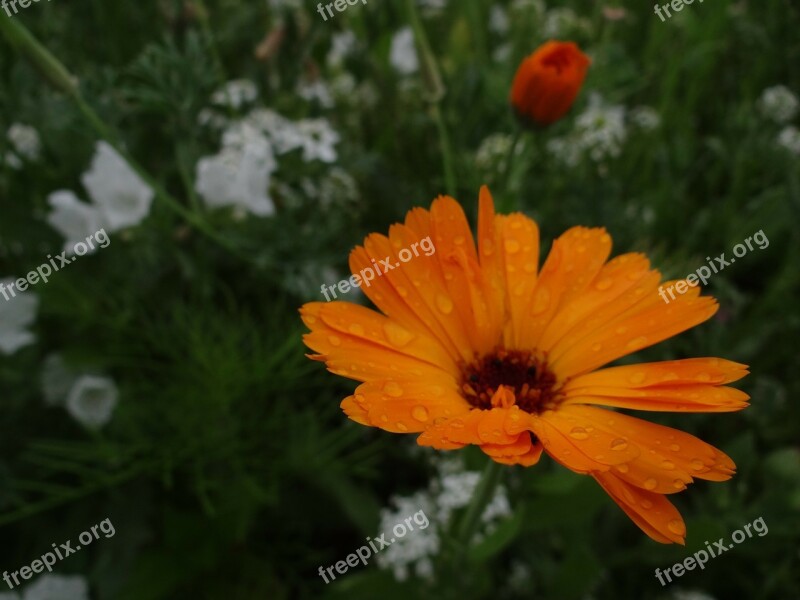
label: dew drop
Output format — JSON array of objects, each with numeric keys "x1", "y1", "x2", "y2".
[
  {"x1": 383, "y1": 382, "x2": 404, "y2": 397},
  {"x1": 611, "y1": 438, "x2": 629, "y2": 451},
  {"x1": 626, "y1": 336, "x2": 648, "y2": 350},
  {"x1": 396, "y1": 285, "x2": 409, "y2": 297},
  {"x1": 696, "y1": 372, "x2": 712, "y2": 382},
  {"x1": 430, "y1": 385, "x2": 444, "y2": 397},
  {"x1": 673, "y1": 479, "x2": 686, "y2": 490},
  {"x1": 628, "y1": 372, "x2": 646, "y2": 384},
  {"x1": 411, "y1": 406, "x2": 429, "y2": 422},
  {"x1": 396, "y1": 422, "x2": 409, "y2": 432},
  {"x1": 591, "y1": 343, "x2": 603, "y2": 352},
  {"x1": 594, "y1": 278, "x2": 613, "y2": 291},
  {"x1": 644, "y1": 478, "x2": 657, "y2": 490},
  {"x1": 328, "y1": 335, "x2": 342, "y2": 346},
  {"x1": 661, "y1": 460, "x2": 675, "y2": 470},
  {"x1": 450, "y1": 419, "x2": 465, "y2": 429},
  {"x1": 348, "y1": 324, "x2": 365, "y2": 336},
  {"x1": 380, "y1": 414, "x2": 389, "y2": 423},
  {"x1": 454, "y1": 235, "x2": 465, "y2": 245},
  {"x1": 305, "y1": 315, "x2": 317, "y2": 324},
  {"x1": 616, "y1": 463, "x2": 630, "y2": 473},
  {"x1": 667, "y1": 519, "x2": 685, "y2": 535},
  {"x1": 640, "y1": 499, "x2": 653, "y2": 509},
  {"x1": 690, "y1": 459, "x2": 706, "y2": 471},
  {"x1": 383, "y1": 321, "x2": 415, "y2": 347},
  {"x1": 669, "y1": 443, "x2": 681, "y2": 452},
  {"x1": 505, "y1": 239, "x2": 521, "y2": 254},
  {"x1": 436, "y1": 294, "x2": 454, "y2": 315},
  {"x1": 569, "y1": 426, "x2": 589, "y2": 440}
]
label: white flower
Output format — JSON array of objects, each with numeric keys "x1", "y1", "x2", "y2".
[
  {"x1": 196, "y1": 122, "x2": 277, "y2": 216},
  {"x1": 548, "y1": 94, "x2": 627, "y2": 167},
  {"x1": 630, "y1": 106, "x2": 661, "y2": 131},
  {"x1": 758, "y1": 85, "x2": 799, "y2": 124},
  {"x1": 41, "y1": 354, "x2": 77, "y2": 406},
  {"x1": 245, "y1": 109, "x2": 304, "y2": 154},
  {"x1": 390, "y1": 28, "x2": 419, "y2": 75},
  {"x1": 294, "y1": 119, "x2": 340, "y2": 163},
  {"x1": 777, "y1": 125, "x2": 800, "y2": 156},
  {"x1": 3, "y1": 151, "x2": 22, "y2": 170},
  {"x1": 489, "y1": 6, "x2": 510, "y2": 34},
  {"x1": 81, "y1": 141, "x2": 154, "y2": 233},
  {"x1": 327, "y1": 31, "x2": 357, "y2": 67},
  {"x1": 376, "y1": 491, "x2": 439, "y2": 581},
  {"x1": 7, "y1": 123, "x2": 41, "y2": 161},
  {"x1": 65, "y1": 375, "x2": 119, "y2": 429},
  {"x1": 296, "y1": 78, "x2": 334, "y2": 108},
  {"x1": 0, "y1": 277, "x2": 38, "y2": 355},
  {"x1": 330, "y1": 73, "x2": 357, "y2": 99},
  {"x1": 211, "y1": 79, "x2": 258, "y2": 110},
  {"x1": 22, "y1": 574, "x2": 89, "y2": 600},
  {"x1": 45, "y1": 190, "x2": 104, "y2": 254},
  {"x1": 475, "y1": 133, "x2": 520, "y2": 171},
  {"x1": 543, "y1": 7, "x2": 592, "y2": 38},
  {"x1": 197, "y1": 108, "x2": 229, "y2": 129}
]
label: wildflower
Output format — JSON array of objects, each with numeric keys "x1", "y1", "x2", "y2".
[
  {"x1": 211, "y1": 79, "x2": 258, "y2": 110},
  {"x1": 630, "y1": 105, "x2": 661, "y2": 131},
  {"x1": 390, "y1": 27, "x2": 419, "y2": 76},
  {"x1": 40, "y1": 354, "x2": 77, "y2": 406},
  {"x1": 81, "y1": 141, "x2": 154, "y2": 233},
  {"x1": 65, "y1": 374, "x2": 119, "y2": 429},
  {"x1": 301, "y1": 188, "x2": 748, "y2": 544},
  {"x1": 0, "y1": 277, "x2": 38, "y2": 355},
  {"x1": 777, "y1": 125, "x2": 800, "y2": 156},
  {"x1": 294, "y1": 119, "x2": 340, "y2": 163},
  {"x1": 195, "y1": 123, "x2": 277, "y2": 216},
  {"x1": 489, "y1": 6, "x2": 510, "y2": 34},
  {"x1": 510, "y1": 40, "x2": 591, "y2": 127},
  {"x1": 6, "y1": 123, "x2": 41, "y2": 162},
  {"x1": 21, "y1": 573, "x2": 89, "y2": 600},
  {"x1": 45, "y1": 190, "x2": 105, "y2": 254},
  {"x1": 296, "y1": 78, "x2": 334, "y2": 108},
  {"x1": 758, "y1": 85, "x2": 799, "y2": 124},
  {"x1": 327, "y1": 31, "x2": 357, "y2": 67}
]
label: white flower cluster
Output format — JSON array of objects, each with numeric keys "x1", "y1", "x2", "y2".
[
  {"x1": 4, "y1": 123, "x2": 41, "y2": 169},
  {"x1": 0, "y1": 573, "x2": 89, "y2": 600},
  {"x1": 0, "y1": 277, "x2": 38, "y2": 355},
  {"x1": 543, "y1": 7, "x2": 593, "y2": 38},
  {"x1": 195, "y1": 81, "x2": 342, "y2": 216},
  {"x1": 40, "y1": 354, "x2": 119, "y2": 429},
  {"x1": 390, "y1": 28, "x2": 419, "y2": 76},
  {"x1": 547, "y1": 96, "x2": 660, "y2": 169},
  {"x1": 376, "y1": 455, "x2": 512, "y2": 582},
  {"x1": 211, "y1": 79, "x2": 258, "y2": 110},
  {"x1": 777, "y1": 126, "x2": 800, "y2": 156},
  {"x1": 46, "y1": 141, "x2": 154, "y2": 253},
  {"x1": 475, "y1": 133, "x2": 522, "y2": 172},
  {"x1": 758, "y1": 85, "x2": 799, "y2": 124}
]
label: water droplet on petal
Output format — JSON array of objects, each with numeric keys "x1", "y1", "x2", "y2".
[
  {"x1": 629, "y1": 372, "x2": 646, "y2": 384},
  {"x1": 436, "y1": 294, "x2": 454, "y2": 315},
  {"x1": 569, "y1": 426, "x2": 589, "y2": 440},
  {"x1": 611, "y1": 438, "x2": 629, "y2": 451},
  {"x1": 348, "y1": 324, "x2": 364, "y2": 335},
  {"x1": 616, "y1": 463, "x2": 630, "y2": 473},
  {"x1": 383, "y1": 382, "x2": 404, "y2": 397},
  {"x1": 328, "y1": 335, "x2": 342, "y2": 346},
  {"x1": 644, "y1": 478, "x2": 657, "y2": 490},
  {"x1": 591, "y1": 343, "x2": 603, "y2": 352},
  {"x1": 696, "y1": 372, "x2": 712, "y2": 382},
  {"x1": 667, "y1": 519, "x2": 685, "y2": 535},
  {"x1": 411, "y1": 406, "x2": 429, "y2": 422},
  {"x1": 626, "y1": 336, "x2": 648, "y2": 350},
  {"x1": 505, "y1": 239, "x2": 521, "y2": 254},
  {"x1": 690, "y1": 459, "x2": 706, "y2": 471},
  {"x1": 305, "y1": 315, "x2": 317, "y2": 324},
  {"x1": 396, "y1": 286, "x2": 409, "y2": 297},
  {"x1": 380, "y1": 414, "x2": 389, "y2": 423},
  {"x1": 450, "y1": 419, "x2": 465, "y2": 429},
  {"x1": 454, "y1": 235, "x2": 465, "y2": 245},
  {"x1": 661, "y1": 460, "x2": 675, "y2": 470},
  {"x1": 594, "y1": 278, "x2": 613, "y2": 291},
  {"x1": 383, "y1": 321, "x2": 415, "y2": 347},
  {"x1": 396, "y1": 422, "x2": 409, "y2": 432},
  {"x1": 673, "y1": 479, "x2": 686, "y2": 490},
  {"x1": 669, "y1": 443, "x2": 681, "y2": 452},
  {"x1": 640, "y1": 499, "x2": 653, "y2": 509}
]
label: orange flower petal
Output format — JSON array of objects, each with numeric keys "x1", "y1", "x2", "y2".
[
  {"x1": 498, "y1": 213, "x2": 540, "y2": 349},
  {"x1": 486, "y1": 439, "x2": 544, "y2": 466},
  {"x1": 593, "y1": 471, "x2": 686, "y2": 544}
]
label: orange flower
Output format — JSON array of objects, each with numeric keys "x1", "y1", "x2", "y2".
[
  {"x1": 510, "y1": 40, "x2": 591, "y2": 127},
  {"x1": 301, "y1": 188, "x2": 748, "y2": 545}
]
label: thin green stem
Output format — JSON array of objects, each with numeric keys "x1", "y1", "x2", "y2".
[
  {"x1": 432, "y1": 104, "x2": 457, "y2": 197},
  {"x1": 456, "y1": 458, "x2": 503, "y2": 552}
]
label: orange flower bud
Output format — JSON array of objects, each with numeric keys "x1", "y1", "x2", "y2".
[{"x1": 510, "y1": 41, "x2": 591, "y2": 128}]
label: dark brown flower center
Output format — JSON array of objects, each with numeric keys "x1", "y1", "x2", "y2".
[{"x1": 460, "y1": 350, "x2": 558, "y2": 414}]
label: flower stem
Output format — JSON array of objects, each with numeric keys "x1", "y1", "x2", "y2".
[
  {"x1": 498, "y1": 129, "x2": 523, "y2": 213},
  {"x1": 0, "y1": 16, "x2": 252, "y2": 264},
  {"x1": 404, "y1": 0, "x2": 457, "y2": 197},
  {"x1": 457, "y1": 458, "x2": 503, "y2": 551}
]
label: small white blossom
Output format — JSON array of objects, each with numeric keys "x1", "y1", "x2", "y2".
[
  {"x1": 196, "y1": 123, "x2": 277, "y2": 217},
  {"x1": 758, "y1": 85, "x2": 799, "y2": 124},
  {"x1": 41, "y1": 354, "x2": 77, "y2": 406},
  {"x1": 376, "y1": 491, "x2": 439, "y2": 581},
  {"x1": 197, "y1": 108, "x2": 229, "y2": 129},
  {"x1": 211, "y1": 79, "x2": 258, "y2": 110},
  {"x1": 490, "y1": 6, "x2": 510, "y2": 34},
  {"x1": 65, "y1": 375, "x2": 119, "y2": 429},
  {"x1": 390, "y1": 28, "x2": 419, "y2": 75},
  {"x1": 45, "y1": 190, "x2": 105, "y2": 255},
  {"x1": 475, "y1": 133, "x2": 521, "y2": 171},
  {"x1": 327, "y1": 31, "x2": 357, "y2": 67},
  {"x1": 4, "y1": 151, "x2": 23, "y2": 170},
  {"x1": 294, "y1": 119, "x2": 340, "y2": 163},
  {"x1": 22, "y1": 574, "x2": 89, "y2": 600},
  {"x1": 296, "y1": 78, "x2": 334, "y2": 108},
  {"x1": 245, "y1": 109, "x2": 305, "y2": 154},
  {"x1": 7, "y1": 123, "x2": 41, "y2": 161},
  {"x1": 777, "y1": 125, "x2": 800, "y2": 156},
  {"x1": 630, "y1": 106, "x2": 661, "y2": 131},
  {"x1": 0, "y1": 277, "x2": 38, "y2": 355},
  {"x1": 548, "y1": 94, "x2": 627, "y2": 168},
  {"x1": 81, "y1": 141, "x2": 154, "y2": 233},
  {"x1": 543, "y1": 7, "x2": 592, "y2": 38}
]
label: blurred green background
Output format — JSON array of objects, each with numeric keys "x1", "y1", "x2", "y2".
[{"x1": 1, "y1": 0, "x2": 798, "y2": 598}]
